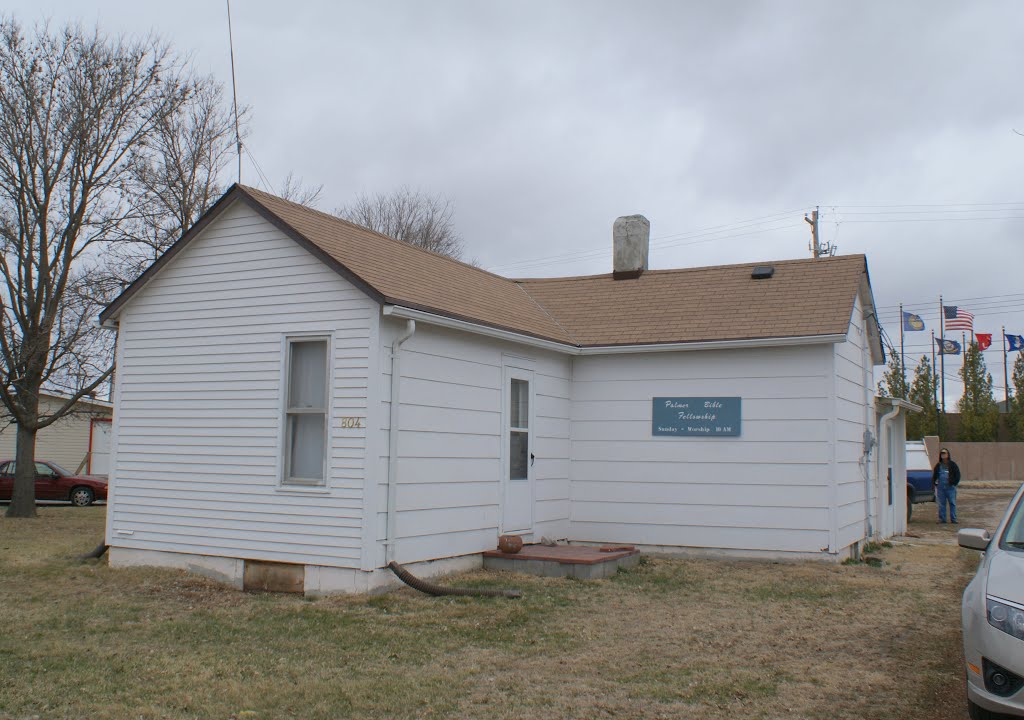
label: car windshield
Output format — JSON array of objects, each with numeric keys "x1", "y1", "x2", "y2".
[
  {"x1": 1000, "y1": 491, "x2": 1024, "y2": 551},
  {"x1": 45, "y1": 461, "x2": 71, "y2": 476}
]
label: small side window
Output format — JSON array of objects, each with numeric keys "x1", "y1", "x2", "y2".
[{"x1": 282, "y1": 338, "x2": 329, "y2": 486}]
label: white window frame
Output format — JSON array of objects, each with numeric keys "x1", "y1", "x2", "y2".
[{"x1": 280, "y1": 334, "x2": 332, "y2": 487}]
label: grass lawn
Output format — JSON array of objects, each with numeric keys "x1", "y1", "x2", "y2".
[{"x1": 1, "y1": 489, "x2": 1015, "y2": 720}]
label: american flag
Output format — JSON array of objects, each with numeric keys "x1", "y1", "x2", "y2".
[{"x1": 943, "y1": 305, "x2": 974, "y2": 333}]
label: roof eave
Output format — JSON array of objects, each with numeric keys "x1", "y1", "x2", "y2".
[{"x1": 383, "y1": 304, "x2": 847, "y2": 356}]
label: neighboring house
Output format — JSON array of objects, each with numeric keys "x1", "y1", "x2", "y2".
[
  {"x1": 98, "y1": 184, "x2": 913, "y2": 594},
  {"x1": 0, "y1": 392, "x2": 113, "y2": 475}
]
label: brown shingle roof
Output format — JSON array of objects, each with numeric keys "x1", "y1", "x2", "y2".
[
  {"x1": 102, "y1": 185, "x2": 872, "y2": 350},
  {"x1": 238, "y1": 186, "x2": 576, "y2": 344},
  {"x1": 517, "y1": 256, "x2": 868, "y2": 346}
]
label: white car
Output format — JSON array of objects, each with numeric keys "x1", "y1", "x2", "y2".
[{"x1": 959, "y1": 483, "x2": 1024, "y2": 719}]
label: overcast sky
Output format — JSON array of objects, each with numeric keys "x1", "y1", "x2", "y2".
[{"x1": 10, "y1": 1, "x2": 1024, "y2": 402}]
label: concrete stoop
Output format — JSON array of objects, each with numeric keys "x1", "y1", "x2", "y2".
[{"x1": 482, "y1": 544, "x2": 640, "y2": 579}]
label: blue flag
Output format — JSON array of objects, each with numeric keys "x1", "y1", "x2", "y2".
[
  {"x1": 1008, "y1": 334, "x2": 1024, "y2": 352},
  {"x1": 937, "y1": 338, "x2": 961, "y2": 355},
  {"x1": 902, "y1": 311, "x2": 925, "y2": 331}
]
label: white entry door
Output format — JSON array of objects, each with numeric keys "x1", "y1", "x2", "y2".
[
  {"x1": 502, "y1": 366, "x2": 535, "y2": 534},
  {"x1": 90, "y1": 419, "x2": 112, "y2": 476}
]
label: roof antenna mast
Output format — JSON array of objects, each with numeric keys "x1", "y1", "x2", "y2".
[{"x1": 226, "y1": 0, "x2": 242, "y2": 184}]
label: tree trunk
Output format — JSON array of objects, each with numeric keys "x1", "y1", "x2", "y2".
[{"x1": 6, "y1": 423, "x2": 38, "y2": 518}]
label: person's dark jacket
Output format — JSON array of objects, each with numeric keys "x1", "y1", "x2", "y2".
[{"x1": 932, "y1": 460, "x2": 961, "y2": 487}]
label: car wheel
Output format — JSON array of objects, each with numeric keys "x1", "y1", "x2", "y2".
[
  {"x1": 69, "y1": 486, "x2": 94, "y2": 507},
  {"x1": 907, "y1": 492, "x2": 913, "y2": 522},
  {"x1": 968, "y1": 699, "x2": 1004, "y2": 720}
]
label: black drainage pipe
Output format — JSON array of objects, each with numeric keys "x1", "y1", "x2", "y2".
[
  {"x1": 78, "y1": 543, "x2": 109, "y2": 561},
  {"x1": 387, "y1": 561, "x2": 522, "y2": 599}
]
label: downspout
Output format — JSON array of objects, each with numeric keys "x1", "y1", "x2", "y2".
[
  {"x1": 385, "y1": 319, "x2": 416, "y2": 563},
  {"x1": 861, "y1": 305, "x2": 876, "y2": 540}
]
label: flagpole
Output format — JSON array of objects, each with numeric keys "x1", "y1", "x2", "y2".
[
  {"x1": 1004, "y1": 326, "x2": 1010, "y2": 409},
  {"x1": 932, "y1": 329, "x2": 940, "y2": 437},
  {"x1": 939, "y1": 295, "x2": 946, "y2": 421},
  {"x1": 899, "y1": 303, "x2": 906, "y2": 394}
]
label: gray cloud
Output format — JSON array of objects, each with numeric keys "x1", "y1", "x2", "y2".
[{"x1": 9, "y1": 0, "x2": 1024, "y2": 397}]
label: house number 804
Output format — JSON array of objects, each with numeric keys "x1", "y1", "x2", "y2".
[{"x1": 339, "y1": 417, "x2": 364, "y2": 429}]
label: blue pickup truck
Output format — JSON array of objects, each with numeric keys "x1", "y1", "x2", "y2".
[{"x1": 906, "y1": 441, "x2": 935, "y2": 521}]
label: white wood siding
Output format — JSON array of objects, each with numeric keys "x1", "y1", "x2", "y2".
[
  {"x1": 107, "y1": 201, "x2": 379, "y2": 568},
  {"x1": 569, "y1": 346, "x2": 835, "y2": 554},
  {"x1": 833, "y1": 295, "x2": 873, "y2": 551},
  {"x1": 376, "y1": 321, "x2": 571, "y2": 565},
  {"x1": 0, "y1": 396, "x2": 111, "y2": 474}
]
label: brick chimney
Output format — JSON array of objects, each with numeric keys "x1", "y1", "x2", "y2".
[{"x1": 613, "y1": 215, "x2": 649, "y2": 279}]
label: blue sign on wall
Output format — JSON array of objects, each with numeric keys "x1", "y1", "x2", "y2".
[{"x1": 652, "y1": 397, "x2": 741, "y2": 437}]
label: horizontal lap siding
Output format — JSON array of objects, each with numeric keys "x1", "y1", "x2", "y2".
[
  {"x1": 570, "y1": 346, "x2": 833, "y2": 553},
  {"x1": 834, "y1": 296, "x2": 871, "y2": 551},
  {"x1": 377, "y1": 323, "x2": 571, "y2": 565},
  {"x1": 109, "y1": 202, "x2": 377, "y2": 568}
]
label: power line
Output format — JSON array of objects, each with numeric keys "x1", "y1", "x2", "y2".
[
  {"x1": 835, "y1": 216, "x2": 1024, "y2": 224},
  {"x1": 821, "y1": 201, "x2": 1024, "y2": 208},
  {"x1": 487, "y1": 199, "x2": 1024, "y2": 275},
  {"x1": 492, "y1": 218, "x2": 807, "y2": 274},
  {"x1": 877, "y1": 291, "x2": 1024, "y2": 312},
  {"x1": 490, "y1": 208, "x2": 810, "y2": 273}
]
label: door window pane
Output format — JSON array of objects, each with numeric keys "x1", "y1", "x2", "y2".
[
  {"x1": 510, "y1": 379, "x2": 528, "y2": 429},
  {"x1": 288, "y1": 414, "x2": 325, "y2": 481},
  {"x1": 34, "y1": 462, "x2": 53, "y2": 476},
  {"x1": 289, "y1": 340, "x2": 327, "y2": 410},
  {"x1": 510, "y1": 431, "x2": 528, "y2": 480}
]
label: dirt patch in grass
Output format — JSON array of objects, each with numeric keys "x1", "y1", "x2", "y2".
[{"x1": 1, "y1": 491, "x2": 1015, "y2": 719}]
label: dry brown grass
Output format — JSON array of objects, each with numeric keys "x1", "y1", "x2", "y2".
[{"x1": 1, "y1": 489, "x2": 1013, "y2": 720}]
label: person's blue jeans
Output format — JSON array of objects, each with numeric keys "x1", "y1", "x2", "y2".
[{"x1": 937, "y1": 482, "x2": 957, "y2": 523}]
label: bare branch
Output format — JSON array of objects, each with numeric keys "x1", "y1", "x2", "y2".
[{"x1": 335, "y1": 186, "x2": 465, "y2": 260}]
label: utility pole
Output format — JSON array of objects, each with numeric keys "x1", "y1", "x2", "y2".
[{"x1": 805, "y1": 207, "x2": 820, "y2": 258}]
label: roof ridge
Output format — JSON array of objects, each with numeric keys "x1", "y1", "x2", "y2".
[
  {"x1": 238, "y1": 184, "x2": 521, "y2": 286},
  {"x1": 515, "y1": 253, "x2": 866, "y2": 283}
]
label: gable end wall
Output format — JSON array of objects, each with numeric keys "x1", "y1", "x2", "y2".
[{"x1": 106, "y1": 201, "x2": 378, "y2": 568}]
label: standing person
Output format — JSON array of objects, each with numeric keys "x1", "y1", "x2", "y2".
[{"x1": 932, "y1": 447, "x2": 961, "y2": 524}]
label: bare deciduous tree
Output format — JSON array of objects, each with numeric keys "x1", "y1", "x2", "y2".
[
  {"x1": 104, "y1": 74, "x2": 245, "y2": 284},
  {"x1": 0, "y1": 19, "x2": 229, "y2": 518},
  {"x1": 337, "y1": 186, "x2": 464, "y2": 259},
  {"x1": 278, "y1": 172, "x2": 323, "y2": 208}
]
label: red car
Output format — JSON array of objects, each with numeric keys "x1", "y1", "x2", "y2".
[{"x1": 0, "y1": 459, "x2": 107, "y2": 506}]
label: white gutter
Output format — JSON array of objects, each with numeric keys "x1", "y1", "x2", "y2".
[
  {"x1": 385, "y1": 319, "x2": 416, "y2": 563},
  {"x1": 382, "y1": 305, "x2": 846, "y2": 355},
  {"x1": 383, "y1": 305, "x2": 574, "y2": 354}
]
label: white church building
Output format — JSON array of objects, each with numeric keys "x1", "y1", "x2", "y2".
[{"x1": 98, "y1": 185, "x2": 911, "y2": 594}]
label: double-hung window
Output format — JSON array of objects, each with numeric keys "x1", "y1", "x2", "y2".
[{"x1": 283, "y1": 338, "x2": 328, "y2": 486}]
